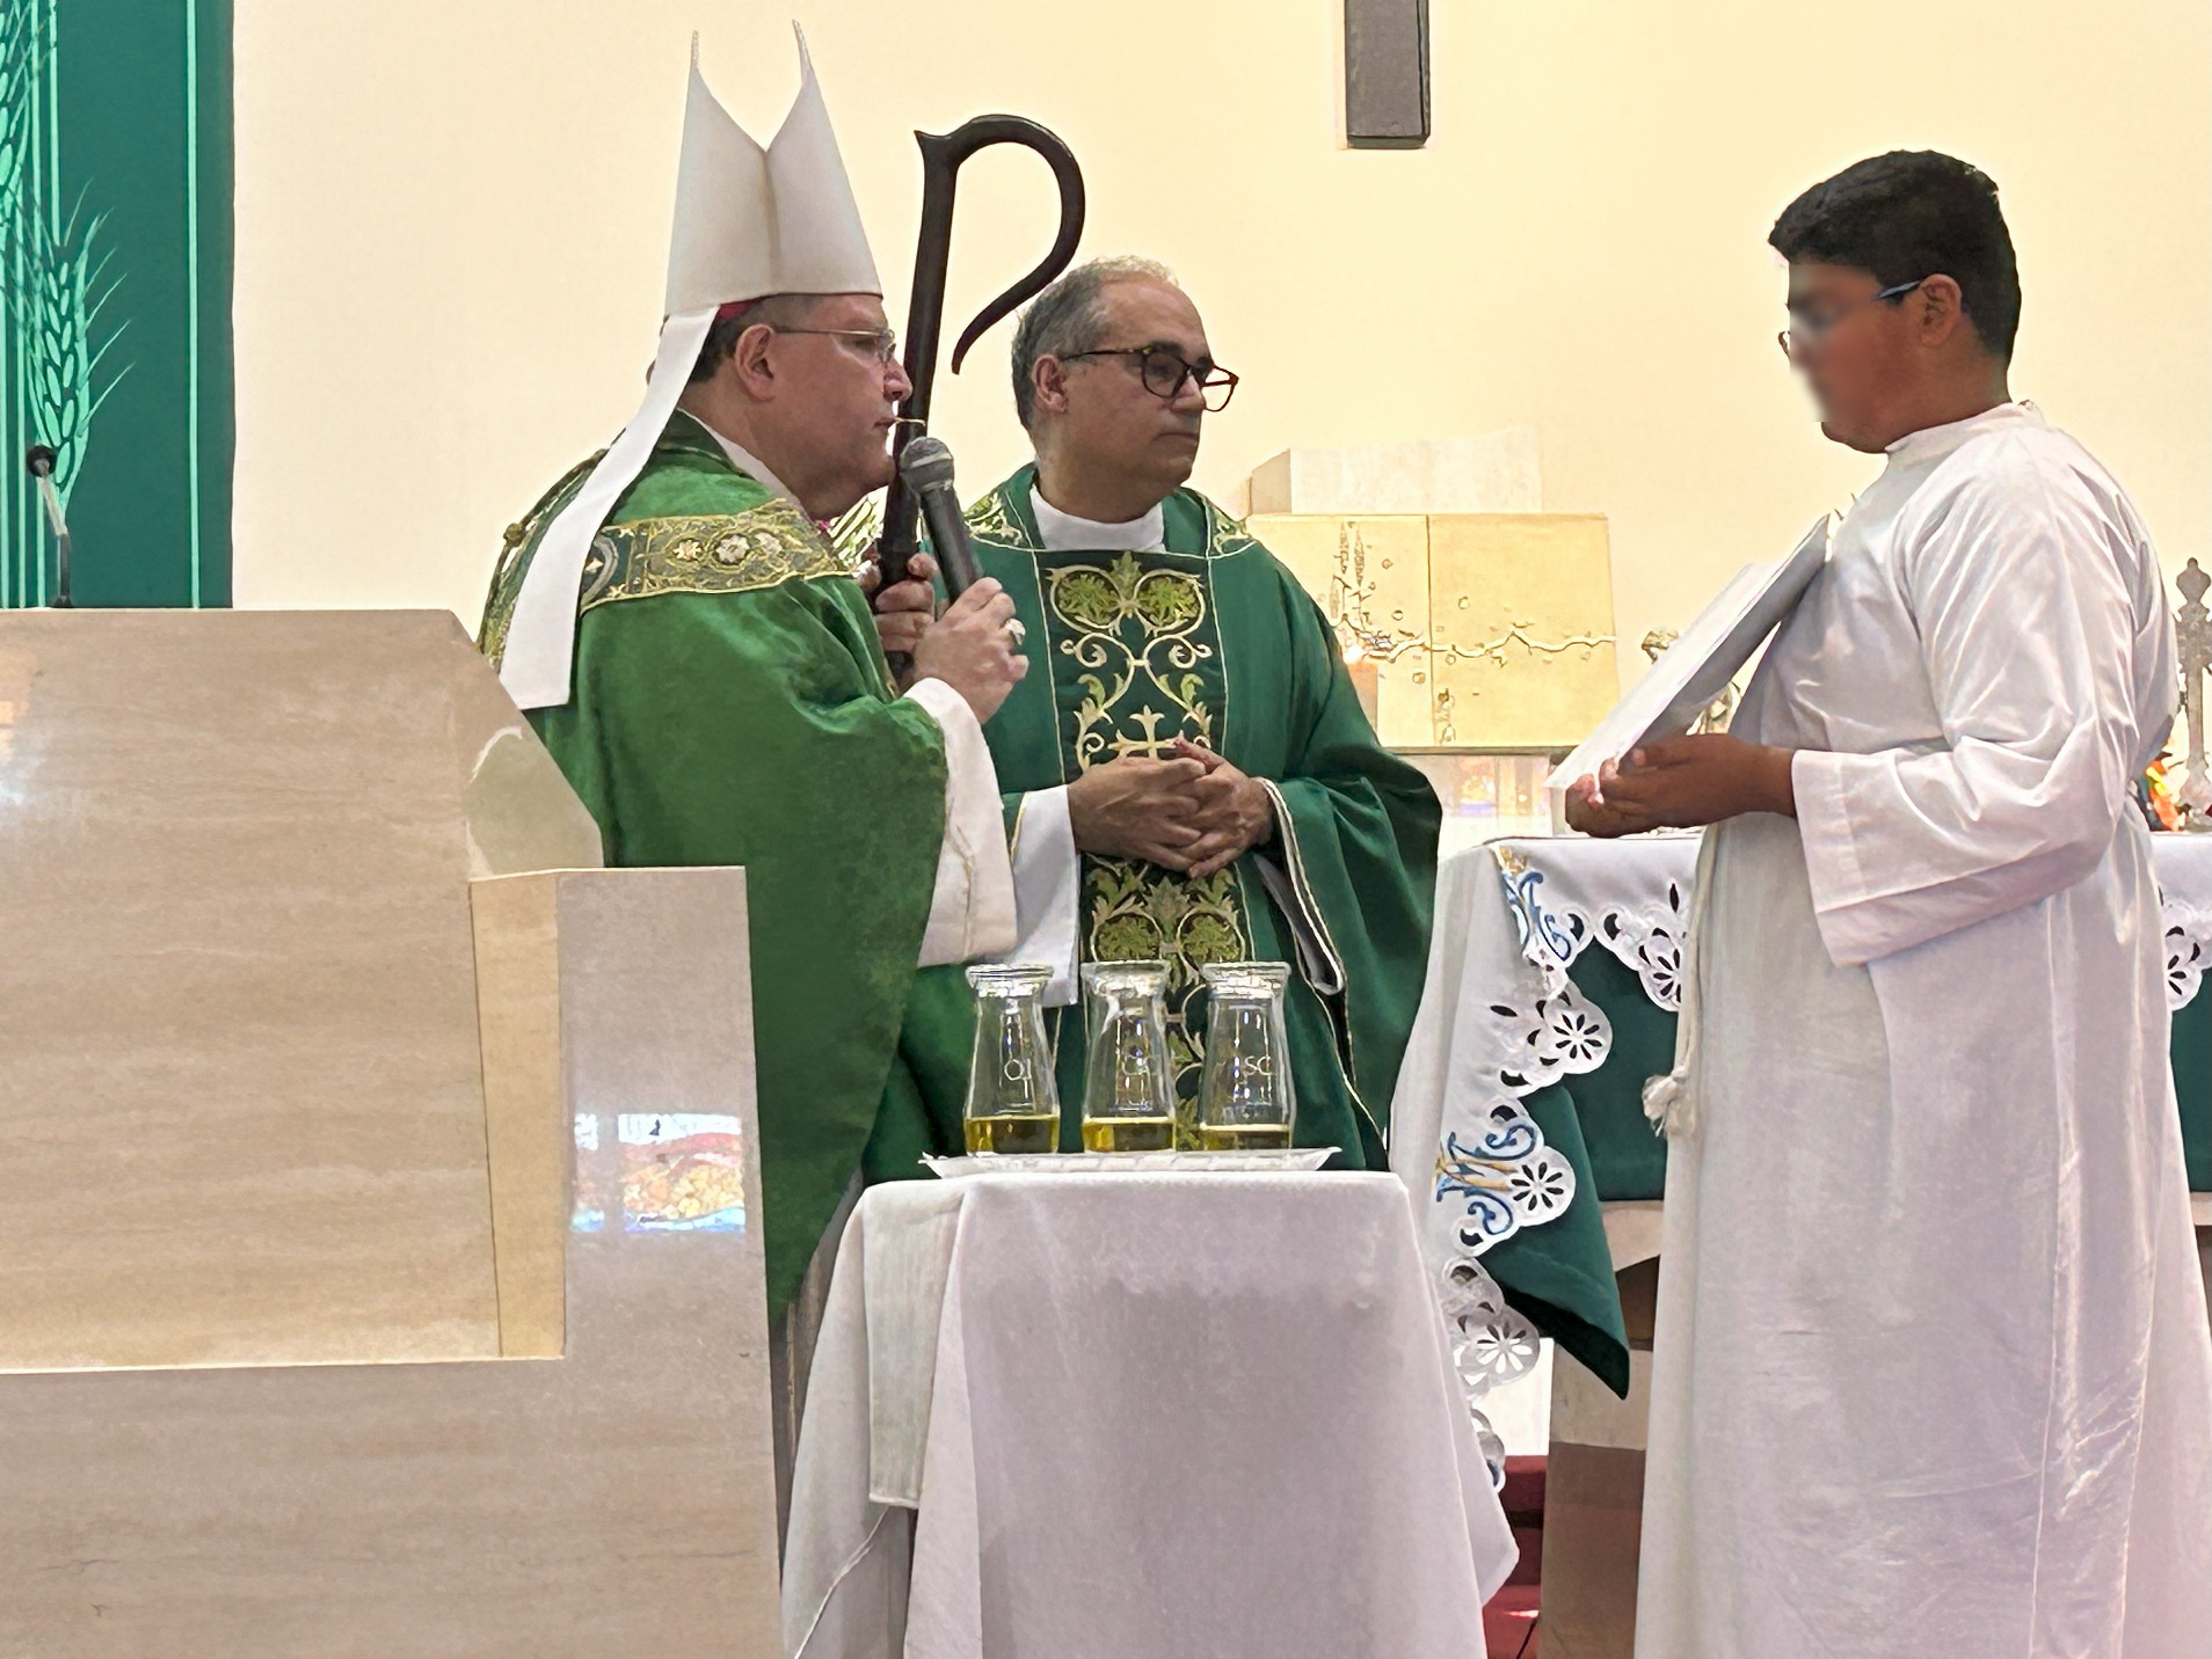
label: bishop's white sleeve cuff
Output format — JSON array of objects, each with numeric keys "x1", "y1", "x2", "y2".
[
  {"x1": 904, "y1": 678, "x2": 1017, "y2": 966},
  {"x1": 986, "y1": 786, "x2": 1081, "y2": 1007}
]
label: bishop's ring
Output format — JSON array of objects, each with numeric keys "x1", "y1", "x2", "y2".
[{"x1": 1005, "y1": 618, "x2": 1027, "y2": 646}]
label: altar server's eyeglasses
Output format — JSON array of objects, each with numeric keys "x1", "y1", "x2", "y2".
[
  {"x1": 1062, "y1": 346, "x2": 1240, "y2": 413},
  {"x1": 776, "y1": 327, "x2": 902, "y2": 366},
  {"x1": 1776, "y1": 279, "x2": 1923, "y2": 359}
]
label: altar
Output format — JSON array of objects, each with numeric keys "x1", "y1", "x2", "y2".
[{"x1": 1394, "y1": 830, "x2": 2212, "y2": 1250}]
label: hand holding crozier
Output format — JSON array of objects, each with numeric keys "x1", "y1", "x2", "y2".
[{"x1": 864, "y1": 546, "x2": 941, "y2": 664}]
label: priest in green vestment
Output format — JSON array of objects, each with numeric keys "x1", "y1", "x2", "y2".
[
  {"x1": 941, "y1": 256, "x2": 1629, "y2": 1393},
  {"x1": 955, "y1": 257, "x2": 1435, "y2": 1167},
  {"x1": 481, "y1": 38, "x2": 1028, "y2": 1331}
]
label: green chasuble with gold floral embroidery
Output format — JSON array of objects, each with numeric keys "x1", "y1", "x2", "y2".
[
  {"x1": 963, "y1": 467, "x2": 1439, "y2": 1166},
  {"x1": 480, "y1": 411, "x2": 970, "y2": 1321}
]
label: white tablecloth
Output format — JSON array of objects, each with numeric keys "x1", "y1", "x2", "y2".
[{"x1": 783, "y1": 1172, "x2": 1517, "y2": 1658}]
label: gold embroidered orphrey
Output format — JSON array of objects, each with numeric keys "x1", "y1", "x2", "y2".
[
  {"x1": 577, "y1": 506, "x2": 858, "y2": 614},
  {"x1": 1043, "y1": 547, "x2": 1253, "y2": 1133},
  {"x1": 482, "y1": 494, "x2": 858, "y2": 669}
]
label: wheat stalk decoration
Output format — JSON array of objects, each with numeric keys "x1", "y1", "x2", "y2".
[
  {"x1": 13, "y1": 190, "x2": 127, "y2": 504},
  {"x1": 0, "y1": 2, "x2": 32, "y2": 232},
  {"x1": 0, "y1": 0, "x2": 128, "y2": 513}
]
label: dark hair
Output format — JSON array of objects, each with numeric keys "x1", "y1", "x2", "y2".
[
  {"x1": 687, "y1": 293, "x2": 821, "y2": 384},
  {"x1": 1009, "y1": 256, "x2": 1177, "y2": 429},
  {"x1": 1768, "y1": 151, "x2": 2021, "y2": 359}
]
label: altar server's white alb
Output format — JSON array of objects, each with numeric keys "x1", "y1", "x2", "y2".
[
  {"x1": 499, "y1": 28, "x2": 882, "y2": 712},
  {"x1": 1637, "y1": 402, "x2": 2212, "y2": 1658}
]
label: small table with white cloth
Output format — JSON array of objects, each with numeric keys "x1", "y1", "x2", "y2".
[{"x1": 782, "y1": 1171, "x2": 1517, "y2": 1658}]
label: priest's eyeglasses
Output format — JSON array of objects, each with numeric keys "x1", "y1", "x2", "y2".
[
  {"x1": 1062, "y1": 346, "x2": 1240, "y2": 413},
  {"x1": 1776, "y1": 279, "x2": 1923, "y2": 359},
  {"x1": 776, "y1": 327, "x2": 902, "y2": 366}
]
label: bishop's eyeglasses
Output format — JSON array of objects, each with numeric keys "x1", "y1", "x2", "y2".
[
  {"x1": 1061, "y1": 345, "x2": 1240, "y2": 413},
  {"x1": 774, "y1": 326, "x2": 902, "y2": 366}
]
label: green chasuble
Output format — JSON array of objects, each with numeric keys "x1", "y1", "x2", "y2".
[
  {"x1": 963, "y1": 468, "x2": 1438, "y2": 1166},
  {"x1": 480, "y1": 411, "x2": 970, "y2": 1320}
]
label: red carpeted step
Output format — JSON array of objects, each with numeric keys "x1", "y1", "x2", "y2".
[
  {"x1": 1499, "y1": 1454, "x2": 1547, "y2": 1518},
  {"x1": 1482, "y1": 1584, "x2": 1541, "y2": 1657},
  {"x1": 1485, "y1": 1455, "x2": 1547, "y2": 1653},
  {"x1": 1499, "y1": 1454, "x2": 1545, "y2": 1584}
]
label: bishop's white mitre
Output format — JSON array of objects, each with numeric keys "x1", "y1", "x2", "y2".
[{"x1": 499, "y1": 25, "x2": 882, "y2": 711}]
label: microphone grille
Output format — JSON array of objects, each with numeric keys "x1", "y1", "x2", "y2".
[{"x1": 897, "y1": 435, "x2": 957, "y2": 490}]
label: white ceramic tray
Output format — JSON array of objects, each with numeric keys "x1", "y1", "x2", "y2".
[{"x1": 923, "y1": 1148, "x2": 1339, "y2": 1178}]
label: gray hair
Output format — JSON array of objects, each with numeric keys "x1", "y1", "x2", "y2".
[
  {"x1": 1009, "y1": 256, "x2": 1178, "y2": 430},
  {"x1": 689, "y1": 292, "x2": 826, "y2": 385}
]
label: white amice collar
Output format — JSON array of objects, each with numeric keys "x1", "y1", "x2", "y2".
[
  {"x1": 684, "y1": 411, "x2": 803, "y2": 512},
  {"x1": 1030, "y1": 484, "x2": 1166, "y2": 552}
]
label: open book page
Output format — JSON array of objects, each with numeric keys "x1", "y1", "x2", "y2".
[{"x1": 1545, "y1": 515, "x2": 1832, "y2": 797}]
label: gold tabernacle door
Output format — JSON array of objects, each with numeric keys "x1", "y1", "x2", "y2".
[{"x1": 0, "y1": 611, "x2": 780, "y2": 1655}]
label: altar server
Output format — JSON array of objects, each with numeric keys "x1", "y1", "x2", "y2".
[
  {"x1": 480, "y1": 32, "x2": 1026, "y2": 1331},
  {"x1": 1568, "y1": 151, "x2": 2212, "y2": 1657}
]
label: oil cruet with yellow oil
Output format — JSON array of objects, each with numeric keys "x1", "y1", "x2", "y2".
[
  {"x1": 961, "y1": 964, "x2": 1060, "y2": 1155},
  {"x1": 1196, "y1": 962, "x2": 1296, "y2": 1150},
  {"x1": 1077, "y1": 960, "x2": 1177, "y2": 1153}
]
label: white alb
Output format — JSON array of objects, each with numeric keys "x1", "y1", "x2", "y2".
[{"x1": 1637, "y1": 403, "x2": 2212, "y2": 1657}]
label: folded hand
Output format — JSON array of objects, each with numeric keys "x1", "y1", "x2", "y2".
[
  {"x1": 1066, "y1": 755, "x2": 1209, "y2": 871},
  {"x1": 1172, "y1": 738, "x2": 1276, "y2": 880}
]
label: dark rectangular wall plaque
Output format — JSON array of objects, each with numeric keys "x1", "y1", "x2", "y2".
[{"x1": 1345, "y1": 0, "x2": 1430, "y2": 148}]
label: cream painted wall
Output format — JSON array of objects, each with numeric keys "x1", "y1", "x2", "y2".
[{"x1": 234, "y1": 1, "x2": 2210, "y2": 679}]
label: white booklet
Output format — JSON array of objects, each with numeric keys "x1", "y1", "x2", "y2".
[{"x1": 1545, "y1": 515, "x2": 1832, "y2": 797}]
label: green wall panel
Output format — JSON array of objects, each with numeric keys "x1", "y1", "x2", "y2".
[{"x1": 1, "y1": 0, "x2": 230, "y2": 608}]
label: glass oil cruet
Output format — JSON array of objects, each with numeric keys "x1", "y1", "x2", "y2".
[
  {"x1": 963, "y1": 964, "x2": 1060, "y2": 1155},
  {"x1": 1078, "y1": 960, "x2": 1176, "y2": 1153},
  {"x1": 1197, "y1": 962, "x2": 1295, "y2": 1151}
]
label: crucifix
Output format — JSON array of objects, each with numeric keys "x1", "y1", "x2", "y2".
[
  {"x1": 1345, "y1": 0, "x2": 1430, "y2": 148},
  {"x1": 2175, "y1": 558, "x2": 2212, "y2": 827}
]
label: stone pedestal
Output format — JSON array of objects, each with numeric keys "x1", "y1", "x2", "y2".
[{"x1": 0, "y1": 611, "x2": 780, "y2": 1654}]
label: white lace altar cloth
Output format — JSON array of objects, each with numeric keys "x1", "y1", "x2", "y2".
[{"x1": 1391, "y1": 829, "x2": 2212, "y2": 1447}]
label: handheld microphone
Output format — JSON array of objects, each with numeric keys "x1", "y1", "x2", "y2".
[
  {"x1": 25, "y1": 444, "x2": 71, "y2": 609},
  {"x1": 894, "y1": 435, "x2": 981, "y2": 599}
]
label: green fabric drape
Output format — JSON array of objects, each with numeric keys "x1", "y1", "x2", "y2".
[
  {"x1": 7, "y1": 0, "x2": 233, "y2": 607},
  {"x1": 1475, "y1": 1085, "x2": 1632, "y2": 1396},
  {"x1": 2172, "y1": 988, "x2": 2211, "y2": 1192},
  {"x1": 481, "y1": 412, "x2": 962, "y2": 1318}
]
